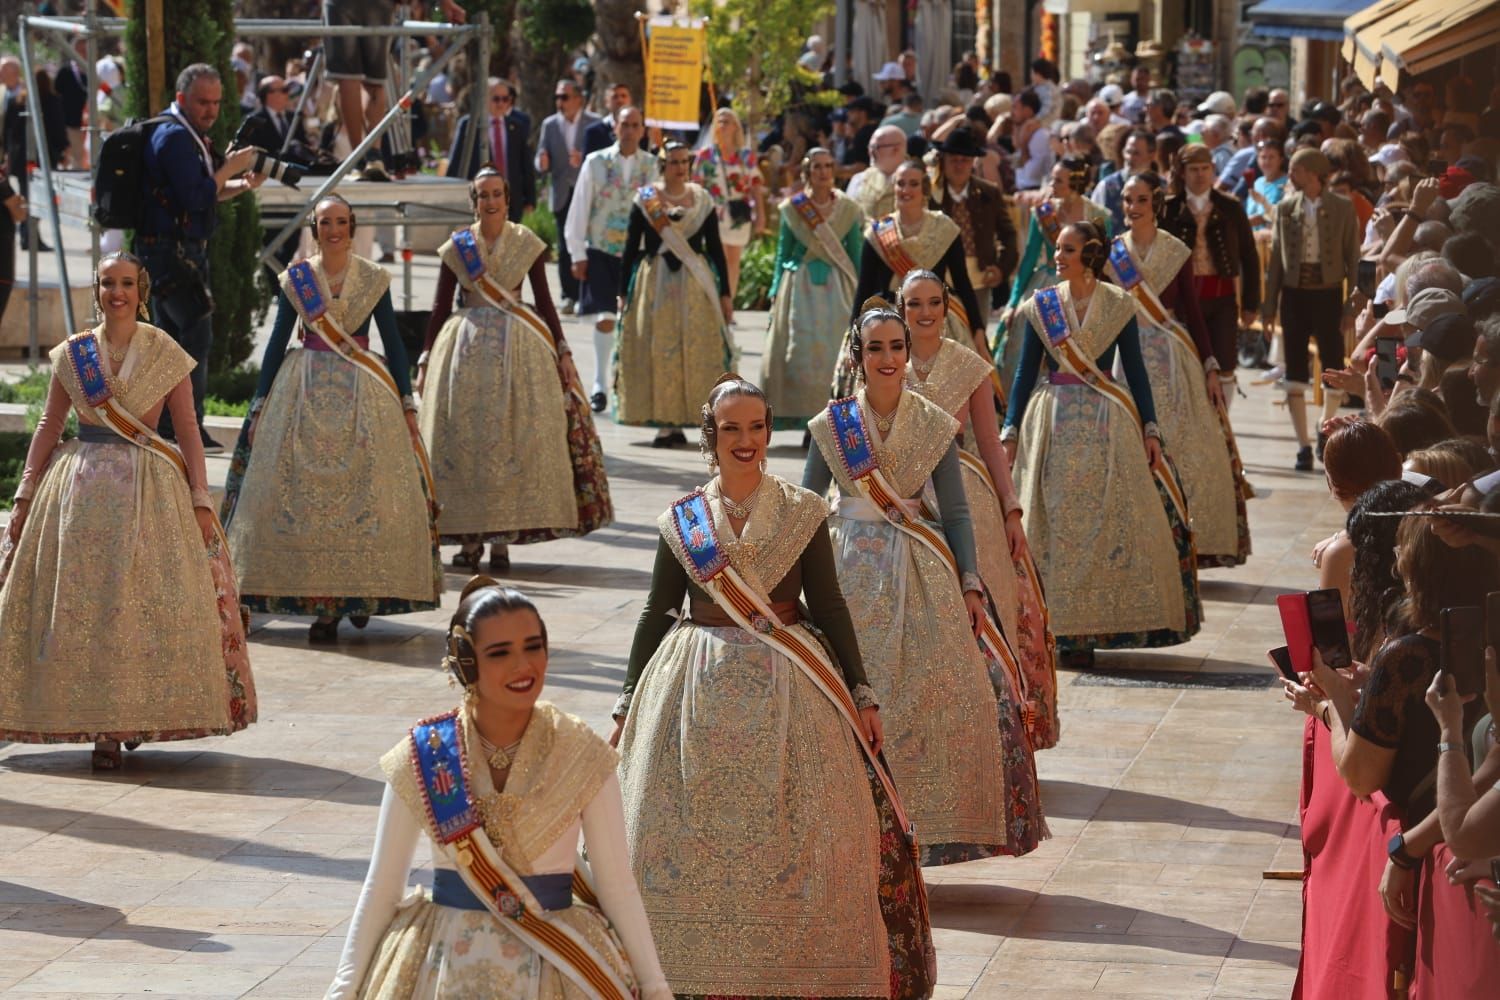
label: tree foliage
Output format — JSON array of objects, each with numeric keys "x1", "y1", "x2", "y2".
[
  {"x1": 122, "y1": 0, "x2": 268, "y2": 375},
  {"x1": 689, "y1": 0, "x2": 832, "y2": 132}
]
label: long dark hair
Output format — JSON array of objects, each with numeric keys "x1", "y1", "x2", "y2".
[{"x1": 1345, "y1": 481, "x2": 1427, "y2": 660}]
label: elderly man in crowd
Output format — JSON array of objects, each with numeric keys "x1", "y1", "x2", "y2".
[
  {"x1": 1092, "y1": 128, "x2": 1156, "y2": 232},
  {"x1": 847, "y1": 122, "x2": 907, "y2": 218}
]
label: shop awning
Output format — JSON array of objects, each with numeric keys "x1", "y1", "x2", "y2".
[
  {"x1": 1246, "y1": 0, "x2": 1374, "y2": 42},
  {"x1": 1344, "y1": 0, "x2": 1500, "y2": 89}
]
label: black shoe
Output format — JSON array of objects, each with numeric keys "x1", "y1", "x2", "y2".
[
  {"x1": 590, "y1": 391, "x2": 606, "y2": 413},
  {"x1": 449, "y1": 545, "x2": 482, "y2": 573},
  {"x1": 349, "y1": 615, "x2": 369, "y2": 629},
  {"x1": 309, "y1": 618, "x2": 339, "y2": 643},
  {"x1": 1294, "y1": 446, "x2": 1314, "y2": 472},
  {"x1": 488, "y1": 548, "x2": 510, "y2": 574},
  {"x1": 650, "y1": 434, "x2": 674, "y2": 448},
  {"x1": 200, "y1": 431, "x2": 225, "y2": 455},
  {"x1": 667, "y1": 429, "x2": 688, "y2": 446}
]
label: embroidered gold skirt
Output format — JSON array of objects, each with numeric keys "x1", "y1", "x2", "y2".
[
  {"x1": 1124, "y1": 321, "x2": 1248, "y2": 566},
  {"x1": 0, "y1": 439, "x2": 251, "y2": 743},
  {"x1": 761, "y1": 265, "x2": 854, "y2": 428},
  {"x1": 617, "y1": 622, "x2": 891, "y2": 997},
  {"x1": 614, "y1": 255, "x2": 733, "y2": 427},
  {"x1": 1015, "y1": 381, "x2": 1190, "y2": 644},
  {"x1": 826, "y1": 498, "x2": 1011, "y2": 858},
  {"x1": 224, "y1": 349, "x2": 441, "y2": 612},
  {"x1": 356, "y1": 893, "x2": 635, "y2": 1000},
  {"x1": 421, "y1": 305, "x2": 580, "y2": 541}
]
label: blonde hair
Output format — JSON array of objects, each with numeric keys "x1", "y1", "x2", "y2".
[{"x1": 712, "y1": 107, "x2": 746, "y2": 150}]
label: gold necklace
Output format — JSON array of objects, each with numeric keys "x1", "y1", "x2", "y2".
[
  {"x1": 911, "y1": 350, "x2": 938, "y2": 381},
  {"x1": 718, "y1": 475, "x2": 762, "y2": 520},
  {"x1": 870, "y1": 398, "x2": 899, "y2": 434},
  {"x1": 476, "y1": 731, "x2": 522, "y2": 771}
]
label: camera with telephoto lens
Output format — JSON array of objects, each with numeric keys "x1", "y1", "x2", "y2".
[{"x1": 246, "y1": 148, "x2": 306, "y2": 188}]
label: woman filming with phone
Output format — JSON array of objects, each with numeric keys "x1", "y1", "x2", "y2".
[{"x1": 1285, "y1": 515, "x2": 1500, "y2": 991}]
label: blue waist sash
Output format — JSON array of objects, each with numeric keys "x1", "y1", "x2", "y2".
[
  {"x1": 432, "y1": 868, "x2": 573, "y2": 912},
  {"x1": 76, "y1": 423, "x2": 124, "y2": 443}
]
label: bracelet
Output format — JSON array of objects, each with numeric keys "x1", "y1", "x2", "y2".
[
  {"x1": 401, "y1": 393, "x2": 418, "y2": 414},
  {"x1": 999, "y1": 425, "x2": 1019, "y2": 443},
  {"x1": 961, "y1": 571, "x2": 985, "y2": 596},
  {"x1": 1437, "y1": 741, "x2": 1465, "y2": 755},
  {"x1": 1320, "y1": 704, "x2": 1331, "y2": 727},
  {"x1": 1143, "y1": 420, "x2": 1162, "y2": 441}
]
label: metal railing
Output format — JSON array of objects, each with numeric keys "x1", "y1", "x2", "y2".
[{"x1": 15, "y1": 5, "x2": 493, "y2": 355}]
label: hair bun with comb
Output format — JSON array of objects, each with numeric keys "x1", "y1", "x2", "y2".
[
  {"x1": 712, "y1": 371, "x2": 745, "y2": 387},
  {"x1": 458, "y1": 574, "x2": 503, "y2": 602},
  {"x1": 860, "y1": 294, "x2": 892, "y2": 313}
]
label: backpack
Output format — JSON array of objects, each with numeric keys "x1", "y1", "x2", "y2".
[{"x1": 93, "y1": 114, "x2": 173, "y2": 230}]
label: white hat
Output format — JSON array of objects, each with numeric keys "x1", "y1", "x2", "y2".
[
  {"x1": 873, "y1": 61, "x2": 906, "y2": 82},
  {"x1": 1196, "y1": 90, "x2": 1237, "y2": 117},
  {"x1": 1097, "y1": 83, "x2": 1125, "y2": 107},
  {"x1": 1370, "y1": 143, "x2": 1409, "y2": 169}
]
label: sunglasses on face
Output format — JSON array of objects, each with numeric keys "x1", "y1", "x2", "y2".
[{"x1": 491, "y1": 94, "x2": 512, "y2": 104}]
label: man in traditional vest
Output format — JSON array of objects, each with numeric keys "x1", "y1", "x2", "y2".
[
  {"x1": 846, "y1": 123, "x2": 906, "y2": 220},
  {"x1": 565, "y1": 106, "x2": 656, "y2": 413}
]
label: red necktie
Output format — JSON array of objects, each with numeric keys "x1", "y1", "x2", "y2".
[{"x1": 491, "y1": 118, "x2": 506, "y2": 174}]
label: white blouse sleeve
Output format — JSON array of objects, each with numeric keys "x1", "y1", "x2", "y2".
[
  {"x1": 326, "y1": 784, "x2": 422, "y2": 1000},
  {"x1": 580, "y1": 774, "x2": 674, "y2": 1000}
]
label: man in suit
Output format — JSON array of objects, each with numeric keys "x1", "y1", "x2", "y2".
[
  {"x1": 536, "y1": 79, "x2": 600, "y2": 308},
  {"x1": 1160, "y1": 144, "x2": 1260, "y2": 412},
  {"x1": 237, "y1": 76, "x2": 307, "y2": 156},
  {"x1": 54, "y1": 40, "x2": 88, "y2": 168},
  {"x1": 930, "y1": 128, "x2": 1017, "y2": 328},
  {"x1": 583, "y1": 82, "x2": 632, "y2": 155},
  {"x1": 1261, "y1": 148, "x2": 1360, "y2": 471},
  {"x1": 445, "y1": 77, "x2": 535, "y2": 222}
]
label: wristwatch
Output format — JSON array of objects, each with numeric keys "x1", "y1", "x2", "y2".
[{"x1": 1387, "y1": 832, "x2": 1417, "y2": 871}]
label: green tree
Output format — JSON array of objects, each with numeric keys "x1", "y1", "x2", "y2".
[
  {"x1": 689, "y1": 0, "x2": 832, "y2": 133},
  {"x1": 122, "y1": 0, "x2": 268, "y2": 374}
]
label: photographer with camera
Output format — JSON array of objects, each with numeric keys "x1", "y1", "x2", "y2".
[{"x1": 140, "y1": 63, "x2": 264, "y2": 452}]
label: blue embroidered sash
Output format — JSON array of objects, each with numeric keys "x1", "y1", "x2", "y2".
[
  {"x1": 1108, "y1": 238, "x2": 1143, "y2": 290},
  {"x1": 287, "y1": 261, "x2": 328, "y2": 322},
  {"x1": 827, "y1": 397, "x2": 879, "y2": 479},
  {"x1": 410, "y1": 712, "x2": 482, "y2": 844},
  {"x1": 451, "y1": 227, "x2": 487, "y2": 283},
  {"x1": 1034, "y1": 287, "x2": 1071, "y2": 347},
  {"x1": 66, "y1": 336, "x2": 112, "y2": 407},
  {"x1": 668, "y1": 490, "x2": 730, "y2": 582}
]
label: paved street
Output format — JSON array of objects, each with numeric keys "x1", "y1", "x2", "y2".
[{"x1": 0, "y1": 253, "x2": 1334, "y2": 998}]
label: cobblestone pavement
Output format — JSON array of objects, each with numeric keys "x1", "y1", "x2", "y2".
[{"x1": 0, "y1": 268, "x2": 1335, "y2": 997}]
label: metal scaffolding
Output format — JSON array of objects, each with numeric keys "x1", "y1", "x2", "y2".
[{"x1": 16, "y1": 7, "x2": 493, "y2": 356}]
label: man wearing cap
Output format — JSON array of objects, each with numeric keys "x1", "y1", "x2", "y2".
[
  {"x1": 1092, "y1": 128, "x2": 1156, "y2": 233},
  {"x1": 1393, "y1": 289, "x2": 1476, "y2": 392},
  {"x1": 931, "y1": 128, "x2": 1017, "y2": 325},
  {"x1": 1160, "y1": 144, "x2": 1260, "y2": 408},
  {"x1": 873, "y1": 62, "x2": 911, "y2": 104},
  {"x1": 847, "y1": 123, "x2": 907, "y2": 218},
  {"x1": 1262, "y1": 147, "x2": 1361, "y2": 470},
  {"x1": 1197, "y1": 90, "x2": 1237, "y2": 120}
]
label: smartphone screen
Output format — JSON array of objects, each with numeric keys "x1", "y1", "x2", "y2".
[
  {"x1": 1375, "y1": 337, "x2": 1400, "y2": 391},
  {"x1": 1441, "y1": 606, "x2": 1485, "y2": 697},
  {"x1": 1267, "y1": 646, "x2": 1299, "y2": 683},
  {"x1": 1307, "y1": 589, "x2": 1352, "y2": 669},
  {"x1": 1357, "y1": 258, "x2": 1378, "y2": 300},
  {"x1": 1277, "y1": 593, "x2": 1314, "y2": 673}
]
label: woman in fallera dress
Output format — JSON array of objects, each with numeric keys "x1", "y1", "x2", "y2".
[
  {"x1": 327, "y1": 580, "x2": 672, "y2": 1000},
  {"x1": 760, "y1": 147, "x2": 864, "y2": 430},
  {"x1": 614, "y1": 141, "x2": 735, "y2": 447},
  {"x1": 899, "y1": 270, "x2": 1060, "y2": 750},
  {"x1": 222, "y1": 195, "x2": 441, "y2": 643},
  {"x1": 0, "y1": 252, "x2": 255, "y2": 770},
  {"x1": 995, "y1": 155, "x2": 1111, "y2": 387},
  {"x1": 419, "y1": 167, "x2": 611, "y2": 574},
  {"x1": 806, "y1": 308, "x2": 1047, "y2": 864},
  {"x1": 1003, "y1": 221, "x2": 1201, "y2": 665},
  {"x1": 1107, "y1": 172, "x2": 1249, "y2": 568},
  {"x1": 834, "y1": 159, "x2": 987, "y2": 396},
  {"x1": 613, "y1": 375, "x2": 934, "y2": 999}
]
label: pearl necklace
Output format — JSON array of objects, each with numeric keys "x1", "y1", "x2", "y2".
[
  {"x1": 718, "y1": 476, "x2": 762, "y2": 520},
  {"x1": 871, "y1": 399, "x2": 899, "y2": 435},
  {"x1": 476, "y1": 730, "x2": 523, "y2": 772}
]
